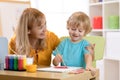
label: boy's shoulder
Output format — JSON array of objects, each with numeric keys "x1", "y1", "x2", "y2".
[
  {"x1": 59, "y1": 37, "x2": 71, "y2": 45},
  {"x1": 82, "y1": 39, "x2": 89, "y2": 42},
  {"x1": 60, "y1": 37, "x2": 70, "y2": 42},
  {"x1": 82, "y1": 39, "x2": 90, "y2": 45}
]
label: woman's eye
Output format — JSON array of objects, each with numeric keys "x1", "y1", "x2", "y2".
[
  {"x1": 38, "y1": 27, "x2": 42, "y2": 29},
  {"x1": 38, "y1": 25, "x2": 45, "y2": 29},
  {"x1": 79, "y1": 30, "x2": 82, "y2": 32}
]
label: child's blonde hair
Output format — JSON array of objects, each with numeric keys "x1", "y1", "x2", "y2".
[
  {"x1": 15, "y1": 8, "x2": 46, "y2": 55},
  {"x1": 67, "y1": 11, "x2": 92, "y2": 36}
]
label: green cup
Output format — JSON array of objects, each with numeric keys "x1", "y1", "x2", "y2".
[{"x1": 108, "y1": 16, "x2": 119, "y2": 29}]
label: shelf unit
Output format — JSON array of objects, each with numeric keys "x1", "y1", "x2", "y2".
[
  {"x1": 104, "y1": 32, "x2": 120, "y2": 80},
  {"x1": 89, "y1": 0, "x2": 120, "y2": 80},
  {"x1": 104, "y1": 57, "x2": 120, "y2": 80},
  {"x1": 89, "y1": 1, "x2": 103, "y2": 36},
  {"x1": 89, "y1": 0, "x2": 120, "y2": 36}
]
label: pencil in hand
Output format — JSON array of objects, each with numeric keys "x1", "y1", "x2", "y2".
[{"x1": 56, "y1": 48, "x2": 67, "y2": 66}]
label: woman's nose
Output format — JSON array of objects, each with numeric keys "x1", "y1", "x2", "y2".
[{"x1": 43, "y1": 26, "x2": 47, "y2": 32}]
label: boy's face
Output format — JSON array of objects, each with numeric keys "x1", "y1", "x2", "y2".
[{"x1": 68, "y1": 27, "x2": 85, "y2": 42}]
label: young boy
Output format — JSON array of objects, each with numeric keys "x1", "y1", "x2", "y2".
[{"x1": 52, "y1": 11, "x2": 96, "y2": 75}]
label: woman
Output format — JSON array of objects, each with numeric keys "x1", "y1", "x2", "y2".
[{"x1": 9, "y1": 8, "x2": 60, "y2": 66}]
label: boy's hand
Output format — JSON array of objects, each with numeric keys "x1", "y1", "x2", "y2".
[
  {"x1": 86, "y1": 65, "x2": 96, "y2": 76},
  {"x1": 53, "y1": 54, "x2": 62, "y2": 66}
]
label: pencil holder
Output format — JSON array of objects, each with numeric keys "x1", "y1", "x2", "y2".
[{"x1": 5, "y1": 55, "x2": 27, "y2": 71}]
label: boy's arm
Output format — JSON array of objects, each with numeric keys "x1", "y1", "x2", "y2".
[
  {"x1": 85, "y1": 53, "x2": 93, "y2": 69},
  {"x1": 86, "y1": 44, "x2": 95, "y2": 61},
  {"x1": 85, "y1": 53, "x2": 96, "y2": 76}
]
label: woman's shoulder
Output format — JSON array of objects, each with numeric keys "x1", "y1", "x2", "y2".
[
  {"x1": 46, "y1": 31, "x2": 60, "y2": 47},
  {"x1": 47, "y1": 31, "x2": 58, "y2": 38}
]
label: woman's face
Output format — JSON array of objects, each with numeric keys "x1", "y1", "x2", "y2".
[
  {"x1": 29, "y1": 21, "x2": 47, "y2": 40},
  {"x1": 68, "y1": 27, "x2": 85, "y2": 42}
]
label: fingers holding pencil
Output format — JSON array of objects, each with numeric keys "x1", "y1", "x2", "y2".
[
  {"x1": 53, "y1": 54, "x2": 62, "y2": 66},
  {"x1": 53, "y1": 54, "x2": 67, "y2": 66},
  {"x1": 55, "y1": 54, "x2": 63, "y2": 63}
]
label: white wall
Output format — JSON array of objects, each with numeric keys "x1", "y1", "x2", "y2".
[
  {"x1": 0, "y1": 2, "x2": 30, "y2": 40},
  {"x1": 0, "y1": 1, "x2": 89, "y2": 39},
  {"x1": 30, "y1": 0, "x2": 89, "y2": 37}
]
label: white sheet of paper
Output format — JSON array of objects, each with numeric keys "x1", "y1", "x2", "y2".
[{"x1": 37, "y1": 66, "x2": 82, "y2": 73}]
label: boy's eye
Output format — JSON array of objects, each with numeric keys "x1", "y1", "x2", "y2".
[{"x1": 71, "y1": 28, "x2": 76, "y2": 31}]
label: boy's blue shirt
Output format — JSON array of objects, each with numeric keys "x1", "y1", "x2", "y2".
[{"x1": 53, "y1": 37, "x2": 90, "y2": 68}]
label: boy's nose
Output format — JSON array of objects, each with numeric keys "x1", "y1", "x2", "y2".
[{"x1": 74, "y1": 29, "x2": 79, "y2": 33}]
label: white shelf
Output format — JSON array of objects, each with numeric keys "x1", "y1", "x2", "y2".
[
  {"x1": 104, "y1": 57, "x2": 120, "y2": 61},
  {"x1": 89, "y1": 0, "x2": 120, "y2": 34},
  {"x1": 104, "y1": 29, "x2": 120, "y2": 32},
  {"x1": 90, "y1": 2, "x2": 102, "y2": 6},
  {"x1": 92, "y1": 29, "x2": 103, "y2": 32},
  {"x1": 89, "y1": 0, "x2": 120, "y2": 80},
  {"x1": 104, "y1": 0, "x2": 119, "y2": 4},
  {"x1": 104, "y1": 58, "x2": 120, "y2": 80}
]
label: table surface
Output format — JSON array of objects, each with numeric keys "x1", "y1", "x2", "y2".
[{"x1": 0, "y1": 68, "x2": 99, "y2": 80}]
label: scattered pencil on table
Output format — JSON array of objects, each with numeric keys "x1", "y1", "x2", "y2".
[{"x1": 54, "y1": 66, "x2": 68, "y2": 69}]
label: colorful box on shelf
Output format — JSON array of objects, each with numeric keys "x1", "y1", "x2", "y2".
[
  {"x1": 108, "y1": 16, "x2": 119, "y2": 29},
  {"x1": 99, "y1": 0, "x2": 102, "y2": 2},
  {"x1": 93, "y1": 16, "x2": 102, "y2": 29}
]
